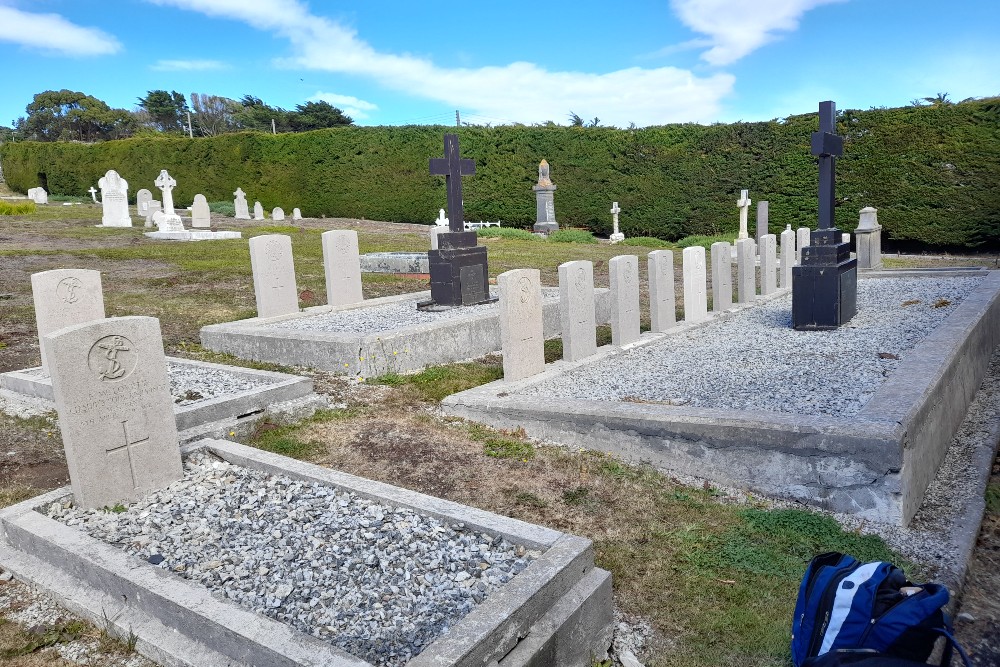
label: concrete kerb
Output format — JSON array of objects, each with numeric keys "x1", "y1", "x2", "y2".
[
  {"x1": 200, "y1": 289, "x2": 612, "y2": 378},
  {"x1": 0, "y1": 438, "x2": 613, "y2": 667},
  {"x1": 359, "y1": 252, "x2": 430, "y2": 274}
]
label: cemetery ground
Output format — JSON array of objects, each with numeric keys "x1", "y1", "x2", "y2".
[{"x1": 0, "y1": 200, "x2": 998, "y2": 666}]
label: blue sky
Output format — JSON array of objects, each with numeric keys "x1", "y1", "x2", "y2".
[{"x1": 1, "y1": 0, "x2": 999, "y2": 129}]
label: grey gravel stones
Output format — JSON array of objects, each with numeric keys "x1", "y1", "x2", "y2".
[
  {"x1": 166, "y1": 362, "x2": 272, "y2": 406},
  {"x1": 48, "y1": 454, "x2": 536, "y2": 667}
]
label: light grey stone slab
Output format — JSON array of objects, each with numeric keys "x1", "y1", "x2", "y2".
[
  {"x1": 648, "y1": 250, "x2": 676, "y2": 332},
  {"x1": 234, "y1": 188, "x2": 251, "y2": 220},
  {"x1": 736, "y1": 238, "x2": 756, "y2": 303},
  {"x1": 359, "y1": 252, "x2": 429, "y2": 274},
  {"x1": 253, "y1": 201, "x2": 264, "y2": 220},
  {"x1": 144, "y1": 231, "x2": 242, "y2": 241},
  {"x1": 558, "y1": 260, "x2": 597, "y2": 362},
  {"x1": 42, "y1": 316, "x2": 183, "y2": 509},
  {"x1": 31, "y1": 269, "x2": 105, "y2": 375},
  {"x1": 608, "y1": 255, "x2": 640, "y2": 346},
  {"x1": 272, "y1": 207, "x2": 285, "y2": 221},
  {"x1": 190, "y1": 194, "x2": 211, "y2": 228},
  {"x1": 99, "y1": 170, "x2": 131, "y2": 227},
  {"x1": 321, "y1": 230, "x2": 364, "y2": 307},
  {"x1": 780, "y1": 226, "x2": 795, "y2": 288},
  {"x1": 682, "y1": 246, "x2": 707, "y2": 323},
  {"x1": 797, "y1": 227, "x2": 811, "y2": 264},
  {"x1": 135, "y1": 189, "x2": 152, "y2": 220},
  {"x1": 250, "y1": 235, "x2": 299, "y2": 319},
  {"x1": 498, "y1": 269, "x2": 545, "y2": 381},
  {"x1": 710, "y1": 242, "x2": 732, "y2": 312},
  {"x1": 760, "y1": 234, "x2": 778, "y2": 295},
  {"x1": 756, "y1": 200, "x2": 769, "y2": 244}
]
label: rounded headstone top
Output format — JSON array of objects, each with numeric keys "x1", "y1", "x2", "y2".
[{"x1": 857, "y1": 206, "x2": 879, "y2": 230}]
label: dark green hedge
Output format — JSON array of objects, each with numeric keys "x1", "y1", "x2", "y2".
[{"x1": 3, "y1": 100, "x2": 998, "y2": 248}]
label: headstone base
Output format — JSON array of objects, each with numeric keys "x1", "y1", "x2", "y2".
[
  {"x1": 792, "y1": 229, "x2": 858, "y2": 330},
  {"x1": 533, "y1": 222, "x2": 559, "y2": 234},
  {"x1": 855, "y1": 227, "x2": 883, "y2": 269},
  {"x1": 609, "y1": 233, "x2": 625, "y2": 244},
  {"x1": 144, "y1": 231, "x2": 243, "y2": 242},
  {"x1": 153, "y1": 212, "x2": 185, "y2": 233},
  {"x1": 422, "y1": 234, "x2": 493, "y2": 308}
]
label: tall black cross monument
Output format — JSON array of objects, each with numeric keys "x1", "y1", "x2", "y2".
[
  {"x1": 420, "y1": 134, "x2": 493, "y2": 310},
  {"x1": 792, "y1": 101, "x2": 858, "y2": 329}
]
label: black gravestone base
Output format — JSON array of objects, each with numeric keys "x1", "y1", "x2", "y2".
[
  {"x1": 419, "y1": 232, "x2": 495, "y2": 310},
  {"x1": 792, "y1": 229, "x2": 858, "y2": 330}
]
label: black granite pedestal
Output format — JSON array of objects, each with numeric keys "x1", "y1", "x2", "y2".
[
  {"x1": 420, "y1": 231, "x2": 494, "y2": 310},
  {"x1": 792, "y1": 228, "x2": 857, "y2": 330}
]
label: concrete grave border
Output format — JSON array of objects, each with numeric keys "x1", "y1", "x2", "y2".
[
  {"x1": 201, "y1": 289, "x2": 611, "y2": 378},
  {"x1": 0, "y1": 438, "x2": 613, "y2": 667},
  {"x1": 442, "y1": 269, "x2": 1000, "y2": 527}
]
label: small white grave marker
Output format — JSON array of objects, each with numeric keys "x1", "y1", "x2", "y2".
[
  {"x1": 609, "y1": 202, "x2": 624, "y2": 243},
  {"x1": 253, "y1": 201, "x2": 265, "y2": 220},
  {"x1": 234, "y1": 188, "x2": 250, "y2": 220},
  {"x1": 191, "y1": 194, "x2": 211, "y2": 228},
  {"x1": 153, "y1": 170, "x2": 184, "y2": 232},
  {"x1": 272, "y1": 207, "x2": 285, "y2": 221},
  {"x1": 87, "y1": 187, "x2": 98, "y2": 203},
  {"x1": 760, "y1": 234, "x2": 778, "y2": 295},
  {"x1": 736, "y1": 238, "x2": 756, "y2": 303},
  {"x1": 780, "y1": 225, "x2": 795, "y2": 288},
  {"x1": 736, "y1": 189, "x2": 751, "y2": 241}
]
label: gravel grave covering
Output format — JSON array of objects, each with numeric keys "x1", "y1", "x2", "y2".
[
  {"x1": 523, "y1": 276, "x2": 985, "y2": 417},
  {"x1": 267, "y1": 288, "x2": 559, "y2": 334},
  {"x1": 47, "y1": 453, "x2": 537, "y2": 667},
  {"x1": 166, "y1": 362, "x2": 275, "y2": 406}
]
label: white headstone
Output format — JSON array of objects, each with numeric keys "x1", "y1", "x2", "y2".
[
  {"x1": 842, "y1": 233, "x2": 851, "y2": 245},
  {"x1": 253, "y1": 201, "x2": 265, "y2": 220},
  {"x1": 435, "y1": 209, "x2": 449, "y2": 227},
  {"x1": 233, "y1": 188, "x2": 250, "y2": 220},
  {"x1": 609, "y1": 255, "x2": 640, "y2": 346},
  {"x1": 98, "y1": 170, "x2": 131, "y2": 227},
  {"x1": 249, "y1": 235, "x2": 298, "y2": 318},
  {"x1": 44, "y1": 316, "x2": 183, "y2": 509},
  {"x1": 710, "y1": 242, "x2": 733, "y2": 313},
  {"x1": 136, "y1": 189, "x2": 153, "y2": 219},
  {"x1": 736, "y1": 189, "x2": 751, "y2": 240},
  {"x1": 609, "y1": 202, "x2": 624, "y2": 243},
  {"x1": 648, "y1": 250, "x2": 676, "y2": 332},
  {"x1": 796, "y1": 227, "x2": 811, "y2": 264},
  {"x1": 682, "y1": 246, "x2": 708, "y2": 323},
  {"x1": 153, "y1": 170, "x2": 184, "y2": 231},
  {"x1": 759, "y1": 234, "x2": 777, "y2": 295},
  {"x1": 321, "y1": 230, "x2": 364, "y2": 307},
  {"x1": 780, "y1": 225, "x2": 795, "y2": 288},
  {"x1": 430, "y1": 225, "x2": 445, "y2": 251},
  {"x1": 29, "y1": 187, "x2": 48, "y2": 204},
  {"x1": 498, "y1": 269, "x2": 545, "y2": 381},
  {"x1": 190, "y1": 194, "x2": 211, "y2": 228},
  {"x1": 88, "y1": 187, "x2": 98, "y2": 203},
  {"x1": 272, "y1": 207, "x2": 285, "y2": 221},
  {"x1": 558, "y1": 260, "x2": 597, "y2": 362},
  {"x1": 31, "y1": 269, "x2": 106, "y2": 375},
  {"x1": 736, "y1": 238, "x2": 756, "y2": 303},
  {"x1": 292, "y1": 208, "x2": 302, "y2": 220}
]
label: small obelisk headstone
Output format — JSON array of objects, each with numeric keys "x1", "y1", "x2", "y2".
[
  {"x1": 43, "y1": 316, "x2": 183, "y2": 509},
  {"x1": 233, "y1": 188, "x2": 250, "y2": 220},
  {"x1": 558, "y1": 260, "x2": 597, "y2": 362},
  {"x1": 756, "y1": 201, "x2": 769, "y2": 245},
  {"x1": 98, "y1": 169, "x2": 132, "y2": 227},
  {"x1": 736, "y1": 189, "x2": 751, "y2": 241},
  {"x1": 648, "y1": 250, "x2": 676, "y2": 332},
  {"x1": 272, "y1": 207, "x2": 285, "y2": 221},
  {"x1": 321, "y1": 230, "x2": 364, "y2": 307},
  {"x1": 190, "y1": 194, "x2": 211, "y2": 228},
  {"x1": 710, "y1": 242, "x2": 733, "y2": 312},
  {"x1": 249, "y1": 234, "x2": 299, "y2": 318},
  {"x1": 532, "y1": 160, "x2": 558, "y2": 234},
  {"x1": 153, "y1": 170, "x2": 184, "y2": 232},
  {"x1": 609, "y1": 255, "x2": 640, "y2": 346},
  {"x1": 253, "y1": 201, "x2": 265, "y2": 220},
  {"x1": 854, "y1": 206, "x2": 883, "y2": 269},
  {"x1": 780, "y1": 225, "x2": 795, "y2": 288},
  {"x1": 682, "y1": 246, "x2": 708, "y2": 323},
  {"x1": 609, "y1": 202, "x2": 624, "y2": 243},
  {"x1": 87, "y1": 187, "x2": 98, "y2": 203},
  {"x1": 760, "y1": 234, "x2": 778, "y2": 295},
  {"x1": 31, "y1": 269, "x2": 106, "y2": 375},
  {"x1": 498, "y1": 269, "x2": 544, "y2": 381}
]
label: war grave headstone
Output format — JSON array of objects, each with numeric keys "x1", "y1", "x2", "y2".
[
  {"x1": 609, "y1": 255, "x2": 640, "y2": 346},
  {"x1": 682, "y1": 246, "x2": 708, "y2": 322},
  {"x1": 234, "y1": 188, "x2": 251, "y2": 220},
  {"x1": 648, "y1": 250, "x2": 676, "y2": 333},
  {"x1": 737, "y1": 238, "x2": 757, "y2": 303},
  {"x1": 31, "y1": 269, "x2": 105, "y2": 375},
  {"x1": 98, "y1": 170, "x2": 132, "y2": 227},
  {"x1": 532, "y1": 159, "x2": 558, "y2": 234},
  {"x1": 191, "y1": 194, "x2": 211, "y2": 228},
  {"x1": 292, "y1": 207, "x2": 302, "y2": 220},
  {"x1": 250, "y1": 234, "x2": 299, "y2": 319},
  {"x1": 855, "y1": 206, "x2": 883, "y2": 269},
  {"x1": 498, "y1": 269, "x2": 545, "y2": 381},
  {"x1": 609, "y1": 201, "x2": 624, "y2": 243},
  {"x1": 87, "y1": 186, "x2": 98, "y2": 203},
  {"x1": 273, "y1": 207, "x2": 285, "y2": 221},
  {"x1": 710, "y1": 242, "x2": 733, "y2": 312},
  {"x1": 254, "y1": 201, "x2": 265, "y2": 220},
  {"x1": 759, "y1": 234, "x2": 778, "y2": 295},
  {"x1": 558, "y1": 260, "x2": 597, "y2": 362},
  {"x1": 322, "y1": 230, "x2": 364, "y2": 307},
  {"x1": 780, "y1": 225, "x2": 795, "y2": 288}
]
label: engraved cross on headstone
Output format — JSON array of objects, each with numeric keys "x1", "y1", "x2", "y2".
[
  {"x1": 107, "y1": 417, "x2": 150, "y2": 489},
  {"x1": 811, "y1": 101, "x2": 843, "y2": 230},
  {"x1": 429, "y1": 134, "x2": 475, "y2": 235}
]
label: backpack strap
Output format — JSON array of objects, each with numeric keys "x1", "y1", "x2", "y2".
[{"x1": 930, "y1": 627, "x2": 972, "y2": 667}]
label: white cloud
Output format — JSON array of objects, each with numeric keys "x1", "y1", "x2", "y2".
[
  {"x1": 309, "y1": 91, "x2": 378, "y2": 120},
  {"x1": 151, "y1": 59, "x2": 229, "y2": 71},
  {"x1": 670, "y1": 0, "x2": 845, "y2": 66},
  {"x1": 0, "y1": 4, "x2": 121, "y2": 56},
  {"x1": 145, "y1": 0, "x2": 735, "y2": 126}
]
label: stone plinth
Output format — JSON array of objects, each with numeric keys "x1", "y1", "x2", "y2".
[
  {"x1": 792, "y1": 229, "x2": 858, "y2": 329},
  {"x1": 855, "y1": 206, "x2": 883, "y2": 269},
  {"x1": 532, "y1": 160, "x2": 558, "y2": 234},
  {"x1": 426, "y1": 232, "x2": 492, "y2": 308}
]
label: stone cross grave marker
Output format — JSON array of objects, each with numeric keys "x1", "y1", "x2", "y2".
[
  {"x1": 98, "y1": 170, "x2": 131, "y2": 227},
  {"x1": 292, "y1": 208, "x2": 302, "y2": 221},
  {"x1": 31, "y1": 269, "x2": 106, "y2": 375},
  {"x1": 532, "y1": 160, "x2": 558, "y2": 234},
  {"x1": 153, "y1": 170, "x2": 184, "y2": 232},
  {"x1": 435, "y1": 208, "x2": 449, "y2": 227},
  {"x1": 756, "y1": 200, "x2": 769, "y2": 245},
  {"x1": 710, "y1": 242, "x2": 733, "y2": 313},
  {"x1": 234, "y1": 188, "x2": 250, "y2": 220},
  {"x1": 780, "y1": 225, "x2": 795, "y2": 288},
  {"x1": 498, "y1": 269, "x2": 544, "y2": 381},
  {"x1": 249, "y1": 234, "x2": 299, "y2": 318},
  {"x1": 136, "y1": 189, "x2": 152, "y2": 219},
  {"x1": 253, "y1": 201, "x2": 264, "y2": 220},
  {"x1": 87, "y1": 187, "x2": 98, "y2": 203},
  {"x1": 321, "y1": 230, "x2": 364, "y2": 307},
  {"x1": 736, "y1": 238, "x2": 756, "y2": 303},
  {"x1": 609, "y1": 202, "x2": 624, "y2": 243},
  {"x1": 737, "y1": 189, "x2": 751, "y2": 240},
  {"x1": 609, "y1": 255, "x2": 640, "y2": 346},
  {"x1": 43, "y1": 316, "x2": 183, "y2": 509},
  {"x1": 191, "y1": 194, "x2": 211, "y2": 228},
  {"x1": 648, "y1": 250, "x2": 676, "y2": 332},
  {"x1": 430, "y1": 134, "x2": 475, "y2": 234},
  {"x1": 272, "y1": 207, "x2": 285, "y2": 221},
  {"x1": 558, "y1": 260, "x2": 597, "y2": 362},
  {"x1": 760, "y1": 234, "x2": 778, "y2": 295},
  {"x1": 682, "y1": 246, "x2": 708, "y2": 323}
]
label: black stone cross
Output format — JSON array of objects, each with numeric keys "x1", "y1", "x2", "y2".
[
  {"x1": 429, "y1": 134, "x2": 475, "y2": 234},
  {"x1": 811, "y1": 100, "x2": 843, "y2": 230}
]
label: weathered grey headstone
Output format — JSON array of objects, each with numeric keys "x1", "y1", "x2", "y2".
[
  {"x1": 756, "y1": 200, "x2": 769, "y2": 245},
  {"x1": 682, "y1": 246, "x2": 707, "y2": 323},
  {"x1": 272, "y1": 207, "x2": 285, "y2": 221},
  {"x1": 498, "y1": 269, "x2": 544, "y2": 381},
  {"x1": 153, "y1": 170, "x2": 184, "y2": 232},
  {"x1": 648, "y1": 250, "x2": 676, "y2": 332},
  {"x1": 736, "y1": 238, "x2": 756, "y2": 303},
  {"x1": 43, "y1": 316, "x2": 183, "y2": 509},
  {"x1": 558, "y1": 260, "x2": 597, "y2": 361},
  {"x1": 249, "y1": 235, "x2": 298, "y2": 319},
  {"x1": 780, "y1": 225, "x2": 795, "y2": 288},
  {"x1": 321, "y1": 230, "x2": 364, "y2": 307},
  {"x1": 736, "y1": 189, "x2": 751, "y2": 241},
  {"x1": 609, "y1": 202, "x2": 624, "y2": 243},
  {"x1": 760, "y1": 234, "x2": 778, "y2": 295},
  {"x1": 532, "y1": 160, "x2": 558, "y2": 234},
  {"x1": 233, "y1": 188, "x2": 250, "y2": 220},
  {"x1": 31, "y1": 269, "x2": 106, "y2": 375},
  {"x1": 609, "y1": 255, "x2": 640, "y2": 346},
  {"x1": 292, "y1": 208, "x2": 302, "y2": 220},
  {"x1": 190, "y1": 194, "x2": 211, "y2": 228},
  {"x1": 855, "y1": 206, "x2": 883, "y2": 269},
  {"x1": 98, "y1": 170, "x2": 131, "y2": 227},
  {"x1": 253, "y1": 201, "x2": 264, "y2": 220},
  {"x1": 796, "y1": 227, "x2": 811, "y2": 264},
  {"x1": 136, "y1": 189, "x2": 153, "y2": 219},
  {"x1": 710, "y1": 242, "x2": 733, "y2": 312}
]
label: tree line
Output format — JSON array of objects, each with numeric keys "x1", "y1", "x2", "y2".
[{"x1": 1, "y1": 90, "x2": 353, "y2": 143}]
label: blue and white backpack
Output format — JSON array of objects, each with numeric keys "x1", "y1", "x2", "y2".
[{"x1": 791, "y1": 552, "x2": 971, "y2": 667}]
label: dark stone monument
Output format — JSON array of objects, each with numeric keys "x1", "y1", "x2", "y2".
[
  {"x1": 792, "y1": 101, "x2": 857, "y2": 330},
  {"x1": 420, "y1": 134, "x2": 494, "y2": 310}
]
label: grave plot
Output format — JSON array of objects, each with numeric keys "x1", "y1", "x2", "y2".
[
  {"x1": 0, "y1": 357, "x2": 322, "y2": 441},
  {"x1": 443, "y1": 270, "x2": 1000, "y2": 527},
  {"x1": 201, "y1": 288, "x2": 612, "y2": 377}
]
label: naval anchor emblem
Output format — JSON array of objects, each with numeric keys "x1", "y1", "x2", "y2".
[
  {"x1": 56, "y1": 276, "x2": 83, "y2": 304},
  {"x1": 87, "y1": 335, "x2": 137, "y2": 382}
]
